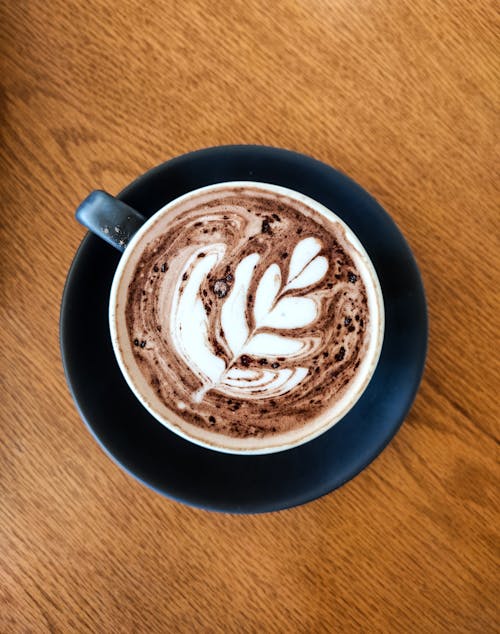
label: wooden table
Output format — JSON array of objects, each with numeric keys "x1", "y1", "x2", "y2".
[{"x1": 1, "y1": 1, "x2": 498, "y2": 631}]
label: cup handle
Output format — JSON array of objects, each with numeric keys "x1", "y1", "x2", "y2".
[{"x1": 75, "y1": 190, "x2": 146, "y2": 252}]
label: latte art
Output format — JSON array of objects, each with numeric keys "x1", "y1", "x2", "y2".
[
  {"x1": 120, "y1": 185, "x2": 376, "y2": 441},
  {"x1": 173, "y1": 236, "x2": 326, "y2": 403}
]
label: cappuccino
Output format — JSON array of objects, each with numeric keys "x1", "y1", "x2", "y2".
[{"x1": 110, "y1": 183, "x2": 383, "y2": 452}]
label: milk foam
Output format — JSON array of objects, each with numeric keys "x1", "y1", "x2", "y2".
[
  {"x1": 114, "y1": 182, "x2": 383, "y2": 449},
  {"x1": 169, "y1": 237, "x2": 328, "y2": 402}
]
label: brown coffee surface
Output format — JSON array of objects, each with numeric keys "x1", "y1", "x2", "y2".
[{"x1": 124, "y1": 186, "x2": 370, "y2": 438}]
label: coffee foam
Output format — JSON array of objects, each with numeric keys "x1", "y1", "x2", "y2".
[{"x1": 110, "y1": 183, "x2": 384, "y2": 453}]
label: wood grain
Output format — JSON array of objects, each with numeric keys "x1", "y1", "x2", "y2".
[{"x1": 1, "y1": 1, "x2": 498, "y2": 631}]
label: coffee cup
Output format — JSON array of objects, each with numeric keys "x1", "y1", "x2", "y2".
[{"x1": 76, "y1": 181, "x2": 384, "y2": 454}]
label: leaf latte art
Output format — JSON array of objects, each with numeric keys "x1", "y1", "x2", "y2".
[
  {"x1": 123, "y1": 186, "x2": 372, "y2": 439},
  {"x1": 174, "y1": 236, "x2": 327, "y2": 404}
]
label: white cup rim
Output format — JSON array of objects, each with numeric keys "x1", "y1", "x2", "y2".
[{"x1": 109, "y1": 181, "x2": 385, "y2": 454}]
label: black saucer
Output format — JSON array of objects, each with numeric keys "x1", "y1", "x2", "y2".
[{"x1": 60, "y1": 145, "x2": 427, "y2": 513}]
